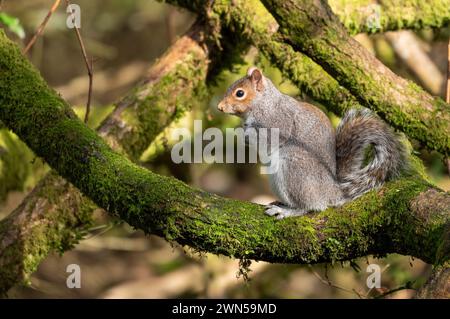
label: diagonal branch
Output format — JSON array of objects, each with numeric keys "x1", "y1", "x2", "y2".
[
  {"x1": 1, "y1": 0, "x2": 450, "y2": 295},
  {"x1": 4, "y1": 0, "x2": 450, "y2": 203},
  {"x1": 162, "y1": 0, "x2": 450, "y2": 156},
  {"x1": 260, "y1": 0, "x2": 450, "y2": 155},
  {"x1": 0, "y1": 30, "x2": 448, "y2": 297},
  {"x1": 0, "y1": 22, "x2": 218, "y2": 293},
  {"x1": 328, "y1": 0, "x2": 450, "y2": 35}
]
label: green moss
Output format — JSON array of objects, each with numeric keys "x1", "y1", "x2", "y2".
[
  {"x1": 101, "y1": 51, "x2": 209, "y2": 161},
  {"x1": 0, "y1": 173, "x2": 95, "y2": 293},
  {"x1": 258, "y1": 0, "x2": 450, "y2": 156},
  {"x1": 0, "y1": 28, "x2": 202, "y2": 290},
  {"x1": 0, "y1": 130, "x2": 34, "y2": 201},
  {"x1": 164, "y1": 0, "x2": 450, "y2": 156},
  {"x1": 0, "y1": 5, "x2": 448, "y2": 296},
  {"x1": 329, "y1": 0, "x2": 450, "y2": 35},
  {"x1": 0, "y1": 20, "x2": 221, "y2": 291}
]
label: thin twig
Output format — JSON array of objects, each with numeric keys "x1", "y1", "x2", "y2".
[
  {"x1": 85, "y1": 57, "x2": 93, "y2": 123},
  {"x1": 308, "y1": 265, "x2": 366, "y2": 298},
  {"x1": 365, "y1": 263, "x2": 390, "y2": 296},
  {"x1": 23, "y1": 0, "x2": 61, "y2": 54},
  {"x1": 84, "y1": 222, "x2": 114, "y2": 240},
  {"x1": 66, "y1": 0, "x2": 93, "y2": 124},
  {"x1": 374, "y1": 281, "x2": 416, "y2": 299}
]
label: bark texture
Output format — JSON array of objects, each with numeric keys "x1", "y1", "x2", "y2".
[
  {"x1": 416, "y1": 262, "x2": 450, "y2": 299},
  {"x1": 261, "y1": 0, "x2": 450, "y2": 155},
  {"x1": 164, "y1": 0, "x2": 450, "y2": 155},
  {"x1": 0, "y1": 0, "x2": 449, "y2": 297},
  {"x1": 0, "y1": 31, "x2": 449, "y2": 295},
  {"x1": 329, "y1": 0, "x2": 450, "y2": 35},
  {"x1": 0, "y1": 23, "x2": 216, "y2": 293}
]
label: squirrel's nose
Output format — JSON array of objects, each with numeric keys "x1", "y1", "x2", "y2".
[{"x1": 217, "y1": 101, "x2": 224, "y2": 111}]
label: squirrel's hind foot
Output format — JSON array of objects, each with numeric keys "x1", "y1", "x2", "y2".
[{"x1": 265, "y1": 204, "x2": 307, "y2": 219}]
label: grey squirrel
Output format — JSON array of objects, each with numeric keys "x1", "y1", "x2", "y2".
[{"x1": 217, "y1": 67, "x2": 407, "y2": 219}]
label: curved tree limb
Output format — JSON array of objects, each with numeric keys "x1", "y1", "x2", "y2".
[
  {"x1": 162, "y1": 0, "x2": 450, "y2": 157},
  {"x1": 4, "y1": 0, "x2": 450, "y2": 196},
  {"x1": 164, "y1": 0, "x2": 360, "y2": 114},
  {"x1": 260, "y1": 0, "x2": 450, "y2": 155},
  {"x1": 0, "y1": 22, "x2": 219, "y2": 293},
  {"x1": 0, "y1": 20, "x2": 215, "y2": 198},
  {"x1": 0, "y1": 0, "x2": 448, "y2": 298},
  {"x1": 0, "y1": 30, "x2": 448, "y2": 297},
  {"x1": 329, "y1": 0, "x2": 450, "y2": 35},
  {"x1": 3, "y1": 0, "x2": 450, "y2": 197}
]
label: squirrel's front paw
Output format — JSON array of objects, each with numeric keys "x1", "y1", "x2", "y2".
[{"x1": 265, "y1": 204, "x2": 306, "y2": 219}]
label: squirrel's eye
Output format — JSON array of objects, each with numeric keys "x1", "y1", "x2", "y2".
[{"x1": 235, "y1": 89, "x2": 245, "y2": 98}]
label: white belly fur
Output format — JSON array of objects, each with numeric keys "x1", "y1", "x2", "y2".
[{"x1": 267, "y1": 154, "x2": 291, "y2": 206}]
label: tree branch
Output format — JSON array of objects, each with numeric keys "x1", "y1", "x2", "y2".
[
  {"x1": 1, "y1": 0, "x2": 450, "y2": 295},
  {"x1": 328, "y1": 0, "x2": 450, "y2": 35},
  {"x1": 0, "y1": 30, "x2": 448, "y2": 297},
  {"x1": 416, "y1": 262, "x2": 450, "y2": 298},
  {"x1": 260, "y1": 0, "x2": 450, "y2": 155},
  {"x1": 0, "y1": 130, "x2": 34, "y2": 202},
  {"x1": 162, "y1": 0, "x2": 450, "y2": 156},
  {"x1": 0, "y1": 22, "x2": 217, "y2": 293}
]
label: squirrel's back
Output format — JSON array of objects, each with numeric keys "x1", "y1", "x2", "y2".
[{"x1": 336, "y1": 108, "x2": 407, "y2": 200}]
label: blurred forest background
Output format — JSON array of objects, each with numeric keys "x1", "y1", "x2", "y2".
[{"x1": 0, "y1": 0, "x2": 449, "y2": 298}]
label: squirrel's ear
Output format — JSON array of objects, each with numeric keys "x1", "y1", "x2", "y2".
[{"x1": 247, "y1": 67, "x2": 264, "y2": 92}]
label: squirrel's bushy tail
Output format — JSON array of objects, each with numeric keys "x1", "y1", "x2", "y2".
[{"x1": 336, "y1": 108, "x2": 407, "y2": 200}]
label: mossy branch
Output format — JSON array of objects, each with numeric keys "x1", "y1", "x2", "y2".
[
  {"x1": 162, "y1": 0, "x2": 450, "y2": 35},
  {"x1": 162, "y1": 0, "x2": 450, "y2": 156},
  {"x1": 328, "y1": 0, "x2": 450, "y2": 35},
  {"x1": 0, "y1": 23, "x2": 217, "y2": 293},
  {"x1": 0, "y1": 29, "x2": 449, "y2": 296},
  {"x1": 260, "y1": 0, "x2": 450, "y2": 155},
  {"x1": 161, "y1": 0, "x2": 359, "y2": 115},
  {"x1": 0, "y1": 130, "x2": 34, "y2": 201}
]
